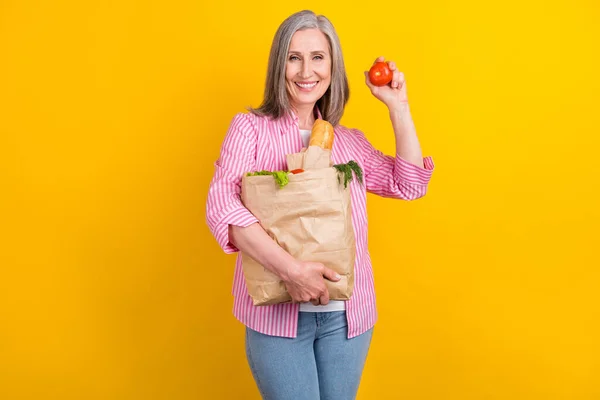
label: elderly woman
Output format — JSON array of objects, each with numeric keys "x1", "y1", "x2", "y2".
[{"x1": 206, "y1": 9, "x2": 434, "y2": 400}]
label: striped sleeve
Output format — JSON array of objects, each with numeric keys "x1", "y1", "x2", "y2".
[
  {"x1": 353, "y1": 128, "x2": 435, "y2": 200},
  {"x1": 206, "y1": 113, "x2": 259, "y2": 254}
]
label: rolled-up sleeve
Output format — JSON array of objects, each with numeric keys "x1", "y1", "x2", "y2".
[
  {"x1": 205, "y1": 113, "x2": 259, "y2": 253},
  {"x1": 353, "y1": 128, "x2": 435, "y2": 200}
]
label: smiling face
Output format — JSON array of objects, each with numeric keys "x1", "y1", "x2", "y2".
[{"x1": 285, "y1": 28, "x2": 332, "y2": 112}]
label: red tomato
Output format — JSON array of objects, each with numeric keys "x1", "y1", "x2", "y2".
[
  {"x1": 290, "y1": 168, "x2": 304, "y2": 174},
  {"x1": 368, "y1": 62, "x2": 393, "y2": 87}
]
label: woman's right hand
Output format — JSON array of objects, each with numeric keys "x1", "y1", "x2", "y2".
[{"x1": 283, "y1": 261, "x2": 341, "y2": 305}]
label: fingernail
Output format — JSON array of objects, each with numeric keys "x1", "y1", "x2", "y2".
[{"x1": 335, "y1": 273, "x2": 341, "y2": 280}]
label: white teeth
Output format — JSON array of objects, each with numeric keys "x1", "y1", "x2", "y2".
[{"x1": 296, "y1": 82, "x2": 317, "y2": 88}]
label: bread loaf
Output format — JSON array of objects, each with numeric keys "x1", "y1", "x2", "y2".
[{"x1": 308, "y1": 119, "x2": 334, "y2": 150}]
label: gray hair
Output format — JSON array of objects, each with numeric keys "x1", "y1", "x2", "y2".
[{"x1": 248, "y1": 10, "x2": 349, "y2": 127}]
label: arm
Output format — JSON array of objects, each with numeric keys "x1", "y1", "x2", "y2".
[
  {"x1": 228, "y1": 223, "x2": 296, "y2": 282},
  {"x1": 229, "y1": 223, "x2": 341, "y2": 305},
  {"x1": 354, "y1": 124, "x2": 434, "y2": 200},
  {"x1": 361, "y1": 57, "x2": 435, "y2": 199},
  {"x1": 390, "y1": 103, "x2": 424, "y2": 167},
  {"x1": 205, "y1": 113, "x2": 260, "y2": 253}
]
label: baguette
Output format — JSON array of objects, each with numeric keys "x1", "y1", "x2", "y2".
[{"x1": 308, "y1": 119, "x2": 335, "y2": 150}]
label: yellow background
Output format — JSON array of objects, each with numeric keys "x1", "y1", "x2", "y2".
[{"x1": 1, "y1": 0, "x2": 599, "y2": 399}]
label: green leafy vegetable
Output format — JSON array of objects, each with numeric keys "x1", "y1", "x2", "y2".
[
  {"x1": 247, "y1": 170, "x2": 290, "y2": 188},
  {"x1": 272, "y1": 171, "x2": 289, "y2": 188},
  {"x1": 246, "y1": 170, "x2": 276, "y2": 176},
  {"x1": 333, "y1": 160, "x2": 363, "y2": 188}
]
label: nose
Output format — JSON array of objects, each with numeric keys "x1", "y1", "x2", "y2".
[{"x1": 300, "y1": 60, "x2": 311, "y2": 79}]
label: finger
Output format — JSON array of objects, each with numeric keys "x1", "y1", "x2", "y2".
[
  {"x1": 311, "y1": 298, "x2": 320, "y2": 306},
  {"x1": 319, "y1": 290, "x2": 330, "y2": 305},
  {"x1": 391, "y1": 70, "x2": 399, "y2": 88},
  {"x1": 373, "y1": 55, "x2": 385, "y2": 65},
  {"x1": 398, "y1": 71, "x2": 405, "y2": 89},
  {"x1": 388, "y1": 61, "x2": 396, "y2": 71},
  {"x1": 392, "y1": 71, "x2": 405, "y2": 89},
  {"x1": 322, "y1": 267, "x2": 341, "y2": 282}
]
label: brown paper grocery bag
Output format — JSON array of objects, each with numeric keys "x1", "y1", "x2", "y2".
[{"x1": 240, "y1": 147, "x2": 355, "y2": 306}]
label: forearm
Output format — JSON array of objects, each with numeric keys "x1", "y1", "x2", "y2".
[
  {"x1": 389, "y1": 104, "x2": 424, "y2": 167},
  {"x1": 228, "y1": 222, "x2": 296, "y2": 281}
]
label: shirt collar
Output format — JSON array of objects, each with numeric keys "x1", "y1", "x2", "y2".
[{"x1": 279, "y1": 105, "x2": 324, "y2": 134}]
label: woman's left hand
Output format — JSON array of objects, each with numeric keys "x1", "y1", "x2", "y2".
[{"x1": 364, "y1": 56, "x2": 409, "y2": 110}]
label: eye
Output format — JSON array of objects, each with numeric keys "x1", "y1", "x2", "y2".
[
  {"x1": 289, "y1": 55, "x2": 301, "y2": 61},
  {"x1": 313, "y1": 55, "x2": 324, "y2": 60}
]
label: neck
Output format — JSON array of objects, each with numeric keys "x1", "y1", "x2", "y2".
[{"x1": 292, "y1": 104, "x2": 316, "y2": 130}]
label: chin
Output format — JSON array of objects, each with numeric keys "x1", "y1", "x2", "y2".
[{"x1": 294, "y1": 91, "x2": 327, "y2": 104}]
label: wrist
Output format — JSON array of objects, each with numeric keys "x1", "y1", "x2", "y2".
[
  {"x1": 267, "y1": 248, "x2": 298, "y2": 282},
  {"x1": 388, "y1": 102, "x2": 410, "y2": 115}
]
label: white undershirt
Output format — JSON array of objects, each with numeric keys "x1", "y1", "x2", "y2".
[
  {"x1": 297, "y1": 129, "x2": 346, "y2": 312},
  {"x1": 299, "y1": 128, "x2": 312, "y2": 149}
]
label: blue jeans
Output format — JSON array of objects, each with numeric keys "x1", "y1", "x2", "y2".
[{"x1": 245, "y1": 311, "x2": 374, "y2": 400}]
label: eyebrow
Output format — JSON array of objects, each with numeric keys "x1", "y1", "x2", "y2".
[{"x1": 288, "y1": 50, "x2": 327, "y2": 55}]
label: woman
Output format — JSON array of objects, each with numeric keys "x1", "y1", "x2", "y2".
[{"x1": 206, "y1": 9, "x2": 434, "y2": 400}]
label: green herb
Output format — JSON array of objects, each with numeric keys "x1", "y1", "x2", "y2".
[
  {"x1": 247, "y1": 170, "x2": 290, "y2": 188},
  {"x1": 333, "y1": 160, "x2": 364, "y2": 188}
]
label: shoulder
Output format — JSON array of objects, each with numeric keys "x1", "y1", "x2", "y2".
[
  {"x1": 225, "y1": 111, "x2": 266, "y2": 142},
  {"x1": 228, "y1": 111, "x2": 256, "y2": 131},
  {"x1": 229, "y1": 110, "x2": 283, "y2": 133},
  {"x1": 333, "y1": 123, "x2": 375, "y2": 159},
  {"x1": 334, "y1": 123, "x2": 368, "y2": 143}
]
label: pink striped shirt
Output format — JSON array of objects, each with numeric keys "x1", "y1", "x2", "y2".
[{"x1": 206, "y1": 108, "x2": 434, "y2": 339}]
